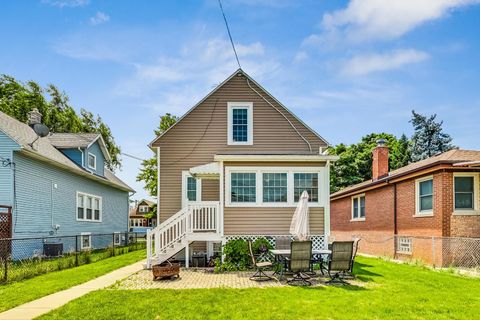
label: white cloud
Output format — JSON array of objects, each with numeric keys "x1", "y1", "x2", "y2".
[
  {"x1": 42, "y1": 0, "x2": 89, "y2": 8},
  {"x1": 111, "y1": 37, "x2": 278, "y2": 113},
  {"x1": 89, "y1": 12, "x2": 110, "y2": 26},
  {"x1": 341, "y1": 49, "x2": 429, "y2": 76},
  {"x1": 308, "y1": 0, "x2": 480, "y2": 45},
  {"x1": 294, "y1": 51, "x2": 308, "y2": 63}
]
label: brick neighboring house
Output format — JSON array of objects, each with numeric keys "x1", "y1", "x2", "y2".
[{"x1": 330, "y1": 140, "x2": 480, "y2": 266}]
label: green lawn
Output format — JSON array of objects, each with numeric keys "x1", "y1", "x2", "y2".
[
  {"x1": 0, "y1": 249, "x2": 145, "y2": 313},
  {"x1": 38, "y1": 256, "x2": 480, "y2": 320}
]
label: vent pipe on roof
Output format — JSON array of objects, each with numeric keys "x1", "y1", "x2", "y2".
[{"x1": 28, "y1": 108, "x2": 42, "y2": 127}]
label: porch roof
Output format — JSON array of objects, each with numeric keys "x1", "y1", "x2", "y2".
[{"x1": 189, "y1": 162, "x2": 220, "y2": 179}]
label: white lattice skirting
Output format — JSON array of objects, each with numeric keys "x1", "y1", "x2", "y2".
[{"x1": 224, "y1": 235, "x2": 326, "y2": 250}]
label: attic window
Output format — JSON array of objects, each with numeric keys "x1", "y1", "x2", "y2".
[
  {"x1": 227, "y1": 102, "x2": 253, "y2": 145},
  {"x1": 88, "y1": 153, "x2": 96, "y2": 170}
]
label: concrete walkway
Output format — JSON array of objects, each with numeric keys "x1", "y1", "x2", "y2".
[{"x1": 0, "y1": 260, "x2": 145, "y2": 320}]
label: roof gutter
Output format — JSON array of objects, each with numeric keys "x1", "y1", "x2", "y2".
[
  {"x1": 214, "y1": 154, "x2": 339, "y2": 162},
  {"x1": 331, "y1": 161, "x2": 461, "y2": 200}
]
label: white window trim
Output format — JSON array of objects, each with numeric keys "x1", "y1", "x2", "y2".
[
  {"x1": 139, "y1": 205, "x2": 149, "y2": 213},
  {"x1": 351, "y1": 194, "x2": 366, "y2": 221},
  {"x1": 227, "y1": 102, "x2": 253, "y2": 146},
  {"x1": 453, "y1": 172, "x2": 480, "y2": 215},
  {"x1": 414, "y1": 175, "x2": 434, "y2": 217},
  {"x1": 225, "y1": 166, "x2": 325, "y2": 208},
  {"x1": 114, "y1": 232, "x2": 121, "y2": 245},
  {"x1": 80, "y1": 232, "x2": 92, "y2": 250},
  {"x1": 87, "y1": 153, "x2": 97, "y2": 170},
  {"x1": 181, "y1": 171, "x2": 202, "y2": 208},
  {"x1": 76, "y1": 191, "x2": 102, "y2": 222}
]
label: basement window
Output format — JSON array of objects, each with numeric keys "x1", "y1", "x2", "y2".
[{"x1": 397, "y1": 237, "x2": 412, "y2": 255}]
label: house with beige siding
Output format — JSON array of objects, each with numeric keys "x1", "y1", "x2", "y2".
[{"x1": 146, "y1": 69, "x2": 337, "y2": 267}]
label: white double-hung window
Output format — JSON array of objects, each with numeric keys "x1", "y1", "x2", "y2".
[
  {"x1": 231, "y1": 172, "x2": 257, "y2": 203},
  {"x1": 227, "y1": 102, "x2": 253, "y2": 145},
  {"x1": 415, "y1": 176, "x2": 433, "y2": 215},
  {"x1": 225, "y1": 167, "x2": 325, "y2": 207},
  {"x1": 454, "y1": 173, "x2": 479, "y2": 214},
  {"x1": 351, "y1": 194, "x2": 366, "y2": 221},
  {"x1": 77, "y1": 192, "x2": 102, "y2": 222}
]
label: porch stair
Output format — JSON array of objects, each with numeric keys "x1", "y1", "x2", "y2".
[{"x1": 146, "y1": 201, "x2": 221, "y2": 268}]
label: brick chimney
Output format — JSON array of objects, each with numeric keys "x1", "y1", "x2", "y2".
[{"x1": 372, "y1": 139, "x2": 389, "y2": 180}]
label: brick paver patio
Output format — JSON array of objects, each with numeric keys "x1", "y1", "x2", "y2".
[{"x1": 113, "y1": 268, "x2": 353, "y2": 290}]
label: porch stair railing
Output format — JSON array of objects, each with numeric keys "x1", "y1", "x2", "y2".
[{"x1": 146, "y1": 201, "x2": 220, "y2": 268}]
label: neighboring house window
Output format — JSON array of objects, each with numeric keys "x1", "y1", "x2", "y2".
[
  {"x1": 77, "y1": 192, "x2": 102, "y2": 222},
  {"x1": 88, "y1": 153, "x2": 96, "y2": 170},
  {"x1": 114, "y1": 232, "x2": 121, "y2": 245},
  {"x1": 139, "y1": 205, "x2": 149, "y2": 213},
  {"x1": 263, "y1": 173, "x2": 288, "y2": 203},
  {"x1": 231, "y1": 172, "x2": 256, "y2": 203},
  {"x1": 397, "y1": 237, "x2": 412, "y2": 254},
  {"x1": 416, "y1": 176, "x2": 433, "y2": 215},
  {"x1": 294, "y1": 173, "x2": 318, "y2": 202},
  {"x1": 351, "y1": 194, "x2": 366, "y2": 220},
  {"x1": 81, "y1": 233, "x2": 92, "y2": 250},
  {"x1": 454, "y1": 174, "x2": 477, "y2": 211},
  {"x1": 227, "y1": 102, "x2": 253, "y2": 145}
]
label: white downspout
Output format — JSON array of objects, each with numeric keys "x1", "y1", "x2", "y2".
[{"x1": 324, "y1": 160, "x2": 331, "y2": 248}]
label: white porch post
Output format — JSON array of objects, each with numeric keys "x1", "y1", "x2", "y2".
[
  {"x1": 185, "y1": 241, "x2": 190, "y2": 268},
  {"x1": 219, "y1": 161, "x2": 224, "y2": 237}
]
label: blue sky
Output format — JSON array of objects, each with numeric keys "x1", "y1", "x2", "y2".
[{"x1": 1, "y1": 0, "x2": 479, "y2": 200}]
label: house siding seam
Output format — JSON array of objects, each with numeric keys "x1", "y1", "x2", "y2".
[
  {"x1": 153, "y1": 74, "x2": 327, "y2": 223},
  {"x1": 12, "y1": 152, "x2": 128, "y2": 237},
  {"x1": 0, "y1": 131, "x2": 20, "y2": 206}
]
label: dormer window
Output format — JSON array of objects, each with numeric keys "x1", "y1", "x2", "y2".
[
  {"x1": 227, "y1": 102, "x2": 253, "y2": 145},
  {"x1": 88, "y1": 153, "x2": 96, "y2": 170}
]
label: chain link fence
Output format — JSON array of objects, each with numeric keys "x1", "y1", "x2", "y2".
[
  {"x1": 333, "y1": 232, "x2": 480, "y2": 271},
  {"x1": 0, "y1": 232, "x2": 146, "y2": 283}
]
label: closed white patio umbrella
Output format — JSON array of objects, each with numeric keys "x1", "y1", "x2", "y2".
[{"x1": 289, "y1": 190, "x2": 310, "y2": 241}]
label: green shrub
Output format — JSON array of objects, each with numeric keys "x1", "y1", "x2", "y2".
[{"x1": 216, "y1": 237, "x2": 273, "y2": 272}]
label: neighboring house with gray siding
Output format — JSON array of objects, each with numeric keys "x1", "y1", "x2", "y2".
[
  {"x1": 146, "y1": 69, "x2": 338, "y2": 268},
  {"x1": 0, "y1": 110, "x2": 134, "y2": 258}
]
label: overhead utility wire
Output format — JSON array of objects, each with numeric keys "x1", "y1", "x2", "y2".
[{"x1": 218, "y1": 0, "x2": 241, "y2": 69}]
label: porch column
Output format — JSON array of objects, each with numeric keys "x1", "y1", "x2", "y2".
[{"x1": 185, "y1": 241, "x2": 190, "y2": 268}]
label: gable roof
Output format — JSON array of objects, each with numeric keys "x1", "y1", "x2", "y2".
[
  {"x1": 138, "y1": 199, "x2": 156, "y2": 207},
  {"x1": 49, "y1": 133, "x2": 112, "y2": 161},
  {"x1": 331, "y1": 149, "x2": 480, "y2": 199},
  {"x1": 149, "y1": 68, "x2": 330, "y2": 147},
  {"x1": 0, "y1": 111, "x2": 133, "y2": 192}
]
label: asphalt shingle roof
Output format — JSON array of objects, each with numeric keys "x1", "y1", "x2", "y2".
[
  {"x1": 331, "y1": 149, "x2": 480, "y2": 198},
  {"x1": 0, "y1": 111, "x2": 133, "y2": 192}
]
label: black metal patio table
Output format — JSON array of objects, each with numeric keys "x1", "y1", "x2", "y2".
[{"x1": 270, "y1": 249, "x2": 332, "y2": 279}]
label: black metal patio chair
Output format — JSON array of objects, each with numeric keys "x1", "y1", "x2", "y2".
[
  {"x1": 248, "y1": 240, "x2": 273, "y2": 281},
  {"x1": 287, "y1": 240, "x2": 312, "y2": 286},
  {"x1": 326, "y1": 241, "x2": 354, "y2": 284}
]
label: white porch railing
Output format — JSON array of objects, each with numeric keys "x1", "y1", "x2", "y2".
[{"x1": 146, "y1": 201, "x2": 220, "y2": 268}]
